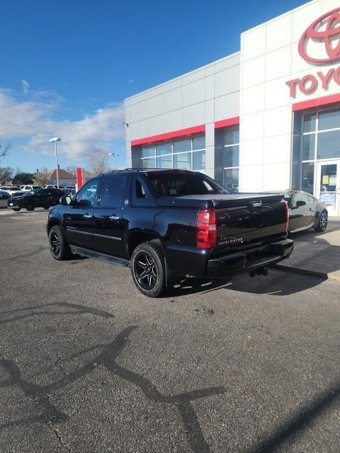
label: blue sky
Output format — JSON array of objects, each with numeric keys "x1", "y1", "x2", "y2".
[{"x1": 0, "y1": 0, "x2": 307, "y2": 174}]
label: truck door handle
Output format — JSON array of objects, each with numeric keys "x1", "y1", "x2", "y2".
[
  {"x1": 83, "y1": 213, "x2": 93, "y2": 219},
  {"x1": 109, "y1": 215, "x2": 120, "y2": 221}
]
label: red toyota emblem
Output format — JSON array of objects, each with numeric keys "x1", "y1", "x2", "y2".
[{"x1": 298, "y1": 7, "x2": 340, "y2": 64}]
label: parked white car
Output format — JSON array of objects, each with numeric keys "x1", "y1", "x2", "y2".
[
  {"x1": 20, "y1": 185, "x2": 42, "y2": 191},
  {"x1": 0, "y1": 186, "x2": 24, "y2": 196}
]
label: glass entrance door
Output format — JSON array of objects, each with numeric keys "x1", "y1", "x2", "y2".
[{"x1": 316, "y1": 162, "x2": 340, "y2": 216}]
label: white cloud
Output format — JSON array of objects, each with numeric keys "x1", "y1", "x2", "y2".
[
  {"x1": 0, "y1": 87, "x2": 125, "y2": 164},
  {"x1": 0, "y1": 91, "x2": 54, "y2": 137},
  {"x1": 21, "y1": 79, "x2": 30, "y2": 94}
]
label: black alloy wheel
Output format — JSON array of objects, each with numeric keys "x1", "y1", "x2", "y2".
[
  {"x1": 26, "y1": 202, "x2": 35, "y2": 211},
  {"x1": 49, "y1": 225, "x2": 71, "y2": 260},
  {"x1": 12, "y1": 207, "x2": 21, "y2": 211},
  {"x1": 131, "y1": 240, "x2": 166, "y2": 297},
  {"x1": 315, "y1": 210, "x2": 328, "y2": 232}
]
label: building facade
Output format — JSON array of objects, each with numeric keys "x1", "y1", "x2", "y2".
[
  {"x1": 48, "y1": 169, "x2": 76, "y2": 188},
  {"x1": 125, "y1": 0, "x2": 340, "y2": 216}
]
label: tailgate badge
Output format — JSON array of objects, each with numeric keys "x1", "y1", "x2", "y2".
[{"x1": 220, "y1": 237, "x2": 244, "y2": 245}]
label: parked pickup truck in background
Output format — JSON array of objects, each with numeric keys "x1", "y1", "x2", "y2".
[{"x1": 47, "y1": 169, "x2": 294, "y2": 297}]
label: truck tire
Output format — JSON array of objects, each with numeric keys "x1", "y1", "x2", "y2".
[
  {"x1": 26, "y1": 202, "x2": 35, "y2": 211},
  {"x1": 49, "y1": 225, "x2": 72, "y2": 260},
  {"x1": 131, "y1": 240, "x2": 166, "y2": 298}
]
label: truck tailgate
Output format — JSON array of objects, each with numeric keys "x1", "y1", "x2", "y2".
[{"x1": 213, "y1": 194, "x2": 288, "y2": 250}]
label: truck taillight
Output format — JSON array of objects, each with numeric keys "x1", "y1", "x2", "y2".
[
  {"x1": 196, "y1": 208, "x2": 217, "y2": 249},
  {"x1": 283, "y1": 200, "x2": 289, "y2": 232}
]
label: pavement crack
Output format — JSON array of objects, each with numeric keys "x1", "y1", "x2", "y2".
[{"x1": 50, "y1": 424, "x2": 72, "y2": 452}]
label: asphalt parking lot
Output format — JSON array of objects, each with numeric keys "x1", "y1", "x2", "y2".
[{"x1": 0, "y1": 208, "x2": 339, "y2": 452}]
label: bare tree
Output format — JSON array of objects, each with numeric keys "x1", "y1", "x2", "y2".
[
  {"x1": 0, "y1": 143, "x2": 11, "y2": 159},
  {"x1": 86, "y1": 150, "x2": 110, "y2": 177},
  {"x1": 33, "y1": 167, "x2": 50, "y2": 187},
  {"x1": 0, "y1": 167, "x2": 13, "y2": 184},
  {"x1": 66, "y1": 165, "x2": 77, "y2": 175}
]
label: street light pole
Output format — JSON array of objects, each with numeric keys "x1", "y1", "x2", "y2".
[
  {"x1": 109, "y1": 152, "x2": 119, "y2": 169},
  {"x1": 50, "y1": 137, "x2": 61, "y2": 188}
]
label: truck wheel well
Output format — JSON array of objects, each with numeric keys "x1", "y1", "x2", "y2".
[
  {"x1": 47, "y1": 220, "x2": 61, "y2": 234},
  {"x1": 128, "y1": 232, "x2": 161, "y2": 257}
]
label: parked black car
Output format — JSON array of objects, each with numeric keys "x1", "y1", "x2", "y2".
[
  {"x1": 0, "y1": 190, "x2": 11, "y2": 208},
  {"x1": 283, "y1": 190, "x2": 328, "y2": 233},
  {"x1": 8, "y1": 188, "x2": 65, "y2": 211}
]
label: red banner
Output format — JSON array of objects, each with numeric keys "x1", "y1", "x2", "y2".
[{"x1": 76, "y1": 167, "x2": 84, "y2": 190}]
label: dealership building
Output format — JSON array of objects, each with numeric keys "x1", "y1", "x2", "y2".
[{"x1": 125, "y1": 0, "x2": 340, "y2": 217}]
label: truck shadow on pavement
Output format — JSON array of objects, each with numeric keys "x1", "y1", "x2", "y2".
[
  {"x1": 167, "y1": 267, "x2": 325, "y2": 298},
  {"x1": 0, "y1": 303, "x2": 225, "y2": 452},
  {"x1": 169, "y1": 226, "x2": 340, "y2": 298}
]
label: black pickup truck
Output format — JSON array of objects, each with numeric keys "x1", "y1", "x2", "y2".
[{"x1": 47, "y1": 169, "x2": 293, "y2": 297}]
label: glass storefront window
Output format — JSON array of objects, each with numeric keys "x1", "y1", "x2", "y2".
[
  {"x1": 303, "y1": 113, "x2": 316, "y2": 133},
  {"x1": 193, "y1": 135, "x2": 205, "y2": 150},
  {"x1": 224, "y1": 126, "x2": 240, "y2": 145},
  {"x1": 223, "y1": 145, "x2": 239, "y2": 167},
  {"x1": 224, "y1": 168, "x2": 239, "y2": 192},
  {"x1": 141, "y1": 157, "x2": 156, "y2": 168},
  {"x1": 224, "y1": 126, "x2": 239, "y2": 145},
  {"x1": 318, "y1": 109, "x2": 340, "y2": 131},
  {"x1": 214, "y1": 124, "x2": 240, "y2": 191},
  {"x1": 141, "y1": 146, "x2": 156, "y2": 158},
  {"x1": 302, "y1": 134, "x2": 315, "y2": 161},
  {"x1": 193, "y1": 150, "x2": 205, "y2": 170},
  {"x1": 302, "y1": 162, "x2": 314, "y2": 194},
  {"x1": 158, "y1": 154, "x2": 172, "y2": 168},
  {"x1": 173, "y1": 139, "x2": 191, "y2": 153},
  {"x1": 138, "y1": 135, "x2": 206, "y2": 171},
  {"x1": 317, "y1": 130, "x2": 340, "y2": 159},
  {"x1": 295, "y1": 106, "x2": 340, "y2": 195},
  {"x1": 320, "y1": 164, "x2": 336, "y2": 192},
  {"x1": 174, "y1": 152, "x2": 190, "y2": 170},
  {"x1": 157, "y1": 143, "x2": 172, "y2": 157}
]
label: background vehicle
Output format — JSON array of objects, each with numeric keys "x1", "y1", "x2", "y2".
[
  {"x1": 20, "y1": 185, "x2": 42, "y2": 191},
  {"x1": 0, "y1": 186, "x2": 24, "y2": 196},
  {"x1": 63, "y1": 186, "x2": 76, "y2": 195},
  {"x1": 8, "y1": 188, "x2": 65, "y2": 211},
  {"x1": 47, "y1": 169, "x2": 293, "y2": 298},
  {"x1": 0, "y1": 190, "x2": 11, "y2": 207},
  {"x1": 283, "y1": 190, "x2": 328, "y2": 233}
]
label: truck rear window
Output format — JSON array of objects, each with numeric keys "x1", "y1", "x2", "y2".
[{"x1": 147, "y1": 172, "x2": 229, "y2": 197}]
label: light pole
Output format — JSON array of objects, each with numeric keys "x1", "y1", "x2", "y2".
[
  {"x1": 109, "y1": 152, "x2": 119, "y2": 169},
  {"x1": 50, "y1": 137, "x2": 61, "y2": 188}
]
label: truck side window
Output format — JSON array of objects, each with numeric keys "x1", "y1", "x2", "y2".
[
  {"x1": 98, "y1": 176, "x2": 125, "y2": 207},
  {"x1": 136, "y1": 179, "x2": 146, "y2": 198},
  {"x1": 76, "y1": 178, "x2": 99, "y2": 206}
]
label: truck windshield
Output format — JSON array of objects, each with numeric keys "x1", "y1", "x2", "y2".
[{"x1": 147, "y1": 172, "x2": 229, "y2": 197}]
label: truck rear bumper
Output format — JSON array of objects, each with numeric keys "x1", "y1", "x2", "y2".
[
  {"x1": 166, "y1": 238, "x2": 294, "y2": 279},
  {"x1": 206, "y1": 239, "x2": 294, "y2": 279}
]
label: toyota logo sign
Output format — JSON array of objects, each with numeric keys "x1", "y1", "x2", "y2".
[{"x1": 298, "y1": 7, "x2": 340, "y2": 64}]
